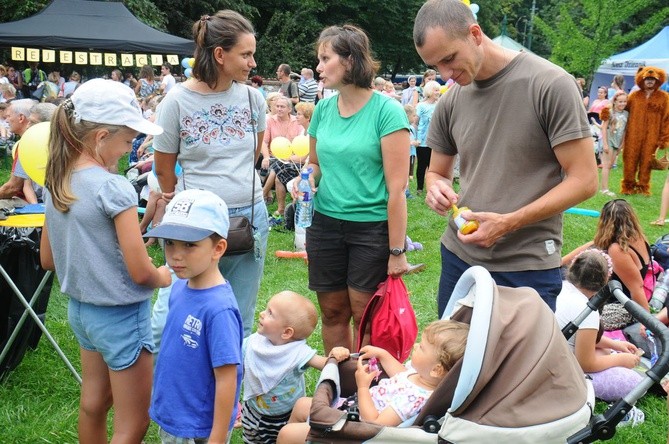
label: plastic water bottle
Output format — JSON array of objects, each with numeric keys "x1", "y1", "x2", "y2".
[
  {"x1": 295, "y1": 170, "x2": 313, "y2": 228},
  {"x1": 650, "y1": 272, "x2": 669, "y2": 313}
]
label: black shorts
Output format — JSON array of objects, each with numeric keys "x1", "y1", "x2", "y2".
[{"x1": 306, "y1": 211, "x2": 389, "y2": 293}]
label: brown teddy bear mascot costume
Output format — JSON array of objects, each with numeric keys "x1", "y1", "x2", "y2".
[{"x1": 621, "y1": 66, "x2": 669, "y2": 195}]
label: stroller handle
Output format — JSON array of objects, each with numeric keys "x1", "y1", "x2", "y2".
[
  {"x1": 609, "y1": 280, "x2": 669, "y2": 384},
  {"x1": 561, "y1": 285, "x2": 610, "y2": 341},
  {"x1": 567, "y1": 280, "x2": 669, "y2": 444}
]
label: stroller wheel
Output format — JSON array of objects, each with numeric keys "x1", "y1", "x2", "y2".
[{"x1": 422, "y1": 415, "x2": 440, "y2": 433}]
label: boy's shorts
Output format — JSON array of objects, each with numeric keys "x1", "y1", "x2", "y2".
[
  {"x1": 158, "y1": 427, "x2": 230, "y2": 444},
  {"x1": 306, "y1": 211, "x2": 389, "y2": 293},
  {"x1": 241, "y1": 401, "x2": 291, "y2": 444},
  {"x1": 68, "y1": 298, "x2": 154, "y2": 371}
]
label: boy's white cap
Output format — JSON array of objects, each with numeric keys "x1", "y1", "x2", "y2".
[
  {"x1": 70, "y1": 79, "x2": 163, "y2": 135},
  {"x1": 145, "y1": 189, "x2": 229, "y2": 242}
]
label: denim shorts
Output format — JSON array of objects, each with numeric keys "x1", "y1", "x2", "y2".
[
  {"x1": 68, "y1": 298, "x2": 154, "y2": 371},
  {"x1": 306, "y1": 211, "x2": 389, "y2": 293}
]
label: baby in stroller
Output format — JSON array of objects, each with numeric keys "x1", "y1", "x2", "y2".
[
  {"x1": 276, "y1": 319, "x2": 469, "y2": 443},
  {"x1": 295, "y1": 266, "x2": 593, "y2": 443}
]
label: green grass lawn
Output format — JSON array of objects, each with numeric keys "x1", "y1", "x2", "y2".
[{"x1": 1, "y1": 158, "x2": 668, "y2": 443}]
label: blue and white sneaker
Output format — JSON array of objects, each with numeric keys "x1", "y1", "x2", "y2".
[{"x1": 617, "y1": 406, "x2": 645, "y2": 427}]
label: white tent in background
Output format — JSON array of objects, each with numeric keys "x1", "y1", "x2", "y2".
[
  {"x1": 492, "y1": 35, "x2": 535, "y2": 54},
  {"x1": 589, "y1": 26, "x2": 669, "y2": 100}
]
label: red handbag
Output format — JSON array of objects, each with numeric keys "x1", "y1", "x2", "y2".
[{"x1": 356, "y1": 276, "x2": 418, "y2": 363}]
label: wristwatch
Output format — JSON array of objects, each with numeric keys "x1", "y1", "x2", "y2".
[{"x1": 389, "y1": 247, "x2": 407, "y2": 256}]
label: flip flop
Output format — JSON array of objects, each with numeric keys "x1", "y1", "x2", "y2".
[
  {"x1": 650, "y1": 219, "x2": 665, "y2": 226},
  {"x1": 405, "y1": 263, "x2": 426, "y2": 275}
]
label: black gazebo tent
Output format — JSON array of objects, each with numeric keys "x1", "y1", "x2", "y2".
[{"x1": 0, "y1": 0, "x2": 194, "y2": 54}]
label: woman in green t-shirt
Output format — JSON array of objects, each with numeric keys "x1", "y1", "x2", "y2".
[{"x1": 302, "y1": 24, "x2": 411, "y2": 354}]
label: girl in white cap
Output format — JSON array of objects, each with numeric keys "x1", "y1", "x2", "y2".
[{"x1": 40, "y1": 79, "x2": 172, "y2": 443}]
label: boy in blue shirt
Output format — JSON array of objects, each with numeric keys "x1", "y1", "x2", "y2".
[{"x1": 148, "y1": 189, "x2": 242, "y2": 444}]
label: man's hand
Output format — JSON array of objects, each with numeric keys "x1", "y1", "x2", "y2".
[
  {"x1": 456, "y1": 210, "x2": 515, "y2": 248},
  {"x1": 425, "y1": 179, "x2": 458, "y2": 216}
]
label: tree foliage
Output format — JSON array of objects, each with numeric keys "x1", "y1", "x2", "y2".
[
  {"x1": 0, "y1": 0, "x2": 668, "y2": 81},
  {"x1": 534, "y1": 0, "x2": 669, "y2": 79}
]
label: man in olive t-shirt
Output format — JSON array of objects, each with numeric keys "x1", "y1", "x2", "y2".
[{"x1": 413, "y1": 0, "x2": 597, "y2": 315}]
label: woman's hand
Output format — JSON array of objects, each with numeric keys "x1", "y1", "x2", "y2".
[
  {"x1": 387, "y1": 254, "x2": 409, "y2": 277},
  {"x1": 261, "y1": 157, "x2": 270, "y2": 170},
  {"x1": 160, "y1": 191, "x2": 175, "y2": 203}
]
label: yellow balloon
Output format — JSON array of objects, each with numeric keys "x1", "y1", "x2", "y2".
[
  {"x1": 440, "y1": 85, "x2": 450, "y2": 94},
  {"x1": 461, "y1": 0, "x2": 470, "y2": 5},
  {"x1": 188, "y1": 58, "x2": 195, "y2": 67},
  {"x1": 291, "y1": 135, "x2": 309, "y2": 157},
  {"x1": 270, "y1": 136, "x2": 292, "y2": 160},
  {"x1": 17, "y1": 121, "x2": 50, "y2": 186}
]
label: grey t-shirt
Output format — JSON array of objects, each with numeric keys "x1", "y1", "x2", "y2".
[
  {"x1": 45, "y1": 167, "x2": 152, "y2": 306},
  {"x1": 428, "y1": 52, "x2": 591, "y2": 271},
  {"x1": 13, "y1": 157, "x2": 43, "y2": 201},
  {"x1": 152, "y1": 82, "x2": 267, "y2": 208}
]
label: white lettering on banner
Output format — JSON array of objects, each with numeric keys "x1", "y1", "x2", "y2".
[
  {"x1": 12, "y1": 47, "x2": 25, "y2": 61},
  {"x1": 75, "y1": 52, "x2": 88, "y2": 65},
  {"x1": 42, "y1": 50, "x2": 55, "y2": 63},
  {"x1": 60, "y1": 51, "x2": 73, "y2": 64},
  {"x1": 611, "y1": 60, "x2": 646, "y2": 69},
  {"x1": 26, "y1": 48, "x2": 39, "y2": 62},
  {"x1": 9, "y1": 49, "x2": 186, "y2": 68},
  {"x1": 89, "y1": 53, "x2": 102, "y2": 65},
  {"x1": 121, "y1": 54, "x2": 134, "y2": 67},
  {"x1": 135, "y1": 54, "x2": 148, "y2": 67},
  {"x1": 105, "y1": 53, "x2": 117, "y2": 66}
]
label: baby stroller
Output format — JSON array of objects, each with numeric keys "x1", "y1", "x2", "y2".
[{"x1": 305, "y1": 266, "x2": 593, "y2": 443}]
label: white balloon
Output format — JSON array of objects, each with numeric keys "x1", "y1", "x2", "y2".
[
  {"x1": 470, "y1": 3, "x2": 480, "y2": 13},
  {"x1": 147, "y1": 172, "x2": 161, "y2": 193}
]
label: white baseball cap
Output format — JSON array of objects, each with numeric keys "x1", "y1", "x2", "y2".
[
  {"x1": 70, "y1": 79, "x2": 163, "y2": 135},
  {"x1": 145, "y1": 189, "x2": 229, "y2": 242}
]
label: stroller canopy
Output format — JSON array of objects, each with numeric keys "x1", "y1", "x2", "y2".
[{"x1": 439, "y1": 266, "x2": 588, "y2": 428}]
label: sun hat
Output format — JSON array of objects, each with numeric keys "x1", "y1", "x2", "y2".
[
  {"x1": 145, "y1": 189, "x2": 229, "y2": 242},
  {"x1": 70, "y1": 78, "x2": 163, "y2": 135}
]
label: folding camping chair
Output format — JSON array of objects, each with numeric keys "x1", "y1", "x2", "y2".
[{"x1": 0, "y1": 213, "x2": 80, "y2": 383}]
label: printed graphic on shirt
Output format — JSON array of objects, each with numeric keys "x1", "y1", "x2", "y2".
[
  {"x1": 181, "y1": 314, "x2": 202, "y2": 348},
  {"x1": 180, "y1": 104, "x2": 253, "y2": 148}
]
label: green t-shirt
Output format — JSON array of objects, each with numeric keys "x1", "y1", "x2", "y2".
[{"x1": 308, "y1": 91, "x2": 409, "y2": 222}]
